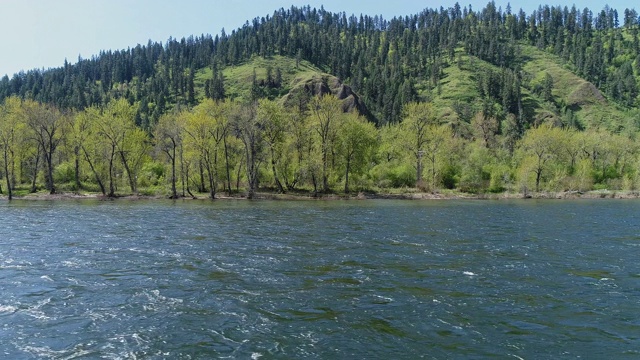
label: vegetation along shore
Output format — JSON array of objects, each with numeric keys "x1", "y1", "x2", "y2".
[{"x1": 1, "y1": 4, "x2": 640, "y2": 200}]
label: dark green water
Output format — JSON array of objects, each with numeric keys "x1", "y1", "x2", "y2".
[{"x1": 0, "y1": 199, "x2": 639, "y2": 359}]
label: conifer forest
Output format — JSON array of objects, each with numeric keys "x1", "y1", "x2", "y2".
[{"x1": 1, "y1": 3, "x2": 640, "y2": 199}]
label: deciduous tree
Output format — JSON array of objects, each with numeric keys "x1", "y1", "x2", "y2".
[{"x1": 337, "y1": 112, "x2": 378, "y2": 193}]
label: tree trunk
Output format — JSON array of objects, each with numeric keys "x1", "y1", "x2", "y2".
[
  {"x1": 119, "y1": 151, "x2": 136, "y2": 194},
  {"x1": 206, "y1": 160, "x2": 216, "y2": 200},
  {"x1": 4, "y1": 147, "x2": 12, "y2": 200},
  {"x1": 74, "y1": 146, "x2": 82, "y2": 190},
  {"x1": 213, "y1": 148, "x2": 220, "y2": 197},
  {"x1": 171, "y1": 145, "x2": 177, "y2": 198},
  {"x1": 322, "y1": 147, "x2": 329, "y2": 193},
  {"x1": 108, "y1": 145, "x2": 116, "y2": 197},
  {"x1": 431, "y1": 155, "x2": 437, "y2": 191},
  {"x1": 311, "y1": 173, "x2": 318, "y2": 196},
  {"x1": 236, "y1": 160, "x2": 243, "y2": 192},
  {"x1": 30, "y1": 146, "x2": 41, "y2": 193},
  {"x1": 10, "y1": 150, "x2": 15, "y2": 192},
  {"x1": 270, "y1": 146, "x2": 285, "y2": 193},
  {"x1": 185, "y1": 165, "x2": 195, "y2": 199},
  {"x1": 223, "y1": 136, "x2": 232, "y2": 195},
  {"x1": 416, "y1": 151, "x2": 423, "y2": 188},
  {"x1": 46, "y1": 145, "x2": 55, "y2": 194},
  {"x1": 82, "y1": 146, "x2": 106, "y2": 196},
  {"x1": 179, "y1": 144, "x2": 185, "y2": 197},
  {"x1": 164, "y1": 146, "x2": 177, "y2": 199},
  {"x1": 199, "y1": 161, "x2": 206, "y2": 193},
  {"x1": 246, "y1": 146, "x2": 258, "y2": 199},
  {"x1": 344, "y1": 156, "x2": 351, "y2": 194}
]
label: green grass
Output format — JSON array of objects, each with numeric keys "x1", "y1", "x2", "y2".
[
  {"x1": 419, "y1": 44, "x2": 635, "y2": 133},
  {"x1": 194, "y1": 55, "x2": 324, "y2": 102},
  {"x1": 519, "y1": 44, "x2": 630, "y2": 131},
  {"x1": 191, "y1": 46, "x2": 635, "y2": 134},
  {"x1": 430, "y1": 50, "x2": 483, "y2": 123}
]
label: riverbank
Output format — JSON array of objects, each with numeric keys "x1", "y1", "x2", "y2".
[{"x1": 4, "y1": 189, "x2": 640, "y2": 201}]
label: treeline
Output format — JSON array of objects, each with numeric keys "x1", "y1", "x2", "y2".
[
  {"x1": 1, "y1": 95, "x2": 638, "y2": 200},
  {"x1": 0, "y1": 3, "x2": 639, "y2": 126}
]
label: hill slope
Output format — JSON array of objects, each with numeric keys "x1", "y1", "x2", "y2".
[{"x1": 0, "y1": 3, "x2": 638, "y2": 131}]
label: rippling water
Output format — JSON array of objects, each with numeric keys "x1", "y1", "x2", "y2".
[{"x1": 1, "y1": 199, "x2": 639, "y2": 358}]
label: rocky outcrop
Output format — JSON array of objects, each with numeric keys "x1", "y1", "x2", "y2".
[
  {"x1": 567, "y1": 81, "x2": 606, "y2": 107},
  {"x1": 282, "y1": 74, "x2": 375, "y2": 122}
]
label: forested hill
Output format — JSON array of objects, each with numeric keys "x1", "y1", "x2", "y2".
[{"x1": 1, "y1": 3, "x2": 639, "y2": 130}]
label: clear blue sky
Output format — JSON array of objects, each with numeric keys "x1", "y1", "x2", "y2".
[{"x1": 0, "y1": 0, "x2": 631, "y2": 77}]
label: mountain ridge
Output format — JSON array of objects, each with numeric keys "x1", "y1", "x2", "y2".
[{"x1": 0, "y1": 3, "x2": 638, "y2": 131}]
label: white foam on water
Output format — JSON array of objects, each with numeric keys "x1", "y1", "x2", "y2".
[
  {"x1": 463, "y1": 271, "x2": 477, "y2": 276},
  {"x1": 59, "y1": 348, "x2": 93, "y2": 359},
  {"x1": 17, "y1": 343, "x2": 93, "y2": 359},
  {"x1": 139, "y1": 289, "x2": 183, "y2": 312},
  {"x1": 62, "y1": 260, "x2": 83, "y2": 268},
  {"x1": 0, "y1": 305, "x2": 18, "y2": 314},
  {"x1": 251, "y1": 352, "x2": 263, "y2": 359},
  {"x1": 19, "y1": 345, "x2": 65, "y2": 358},
  {"x1": 1, "y1": 258, "x2": 30, "y2": 269},
  {"x1": 373, "y1": 295, "x2": 393, "y2": 303},
  {"x1": 210, "y1": 329, "x2": 242, "y2": 344},
  {"x1": 131, "y1": 333, "x2": 147, "y2": 346},
  {"x1": 41, "y1": 275, "x2": 54, "y2": 282},
  {"x1": 24, "y1": 298, "x2": 53, "y2": 321}
]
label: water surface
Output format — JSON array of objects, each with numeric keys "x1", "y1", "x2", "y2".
[{"x1": 1, "y1": 199, "x2": 639, "y2": 358}]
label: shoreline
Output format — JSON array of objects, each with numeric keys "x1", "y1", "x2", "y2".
[{"x1": 3, "y1": 189, "x2": 640, "y2": 201}]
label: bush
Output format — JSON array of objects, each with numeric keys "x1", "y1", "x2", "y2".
[
  {"x1": 488, "y1": 169, "x2": 509, "y2": 193},
  {"x1": 441, "y1": 164, "x2": 459, "y2": 190},
  {"x1": 140, "y1": 162, "x2": 165, "y2": 187},
  {"x1": 53, "y1": 162, "x2": 76, "y2": 184},
  {"x1": 371, "y1": 163, "x2": 416, "y2": 189}
]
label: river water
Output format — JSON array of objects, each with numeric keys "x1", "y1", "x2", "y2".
[{"x1": 0, "y1": 199, "x2": 639, "y2": 359}]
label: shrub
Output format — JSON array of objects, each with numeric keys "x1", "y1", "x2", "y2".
[
  {"x1": 53, "y1": 162, "x2": 76, "y2": 184},
  {"x1": 140, "y1": 162, "x2": 165, "y2": 187}
]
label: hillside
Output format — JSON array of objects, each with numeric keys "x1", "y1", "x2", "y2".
[
  {"x1": 426, "y1": 44, "x2": 638, "y2": 133},
  {"x1": 0, "y1": 3, "x2": 638, "y2": 130},
  {"x1": 194, "y1": 55, "x2": 323, "y2": 102},
  {"x1": 2, "y1": 4, "x2": 640, "y2": 199}
]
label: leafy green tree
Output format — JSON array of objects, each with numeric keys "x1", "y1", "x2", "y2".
[
  {"x1": 155, "y1": 112, "x2": 186, "y2": 198},
  {"x1": 517, "y1": 124, "x2": 563, "y2": 192},
  {"x1": 0, "y1": 97, "x2": 25, "y2": 199},
  {"x1": 400, "y1": 102, "x2": 436, "y2": 188},
  {"x1": 459, "y1": 141, "x2": 492, "y2": 192},
  {"x1": 257, "y1": 99, "x2": 287, "y2": 193},
  {"x1": 23, "y1": 99, "x2": 65, "y2": 194},
  {"x1": 422, "y1": 125, "x2": 455, "y2": 191},
  {"x1": 309, "y1": 94, "x2": 342, "y2": 193},
  {"x1": 232, "y1": 102, "x2": 263, "y2": 199},
  {"x1": 336, "y1": 112, "x2": 378, "y2": 193},
  {"x1": 184, "y1": 102, "x2": 220, "y2": 199},
  {"x1": 472, "y1": 111, "x2": 499, "y2": 149},
  {"x1": 75, "y1": 107, "x2": 109, "y2": 195},
  {"x1": 281, "y1": 108, "x2": 311, "y2": 190},
  {"x1": 199, "y1": 99, "x2": 232, "y2": 197},
  {"x1": 95, "y1": 99, "x2": 144, "y2": 195}
]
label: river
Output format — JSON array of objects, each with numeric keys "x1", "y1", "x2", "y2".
[{"x1": 0, "y1": 199, "x2": 639, "y2": 358}]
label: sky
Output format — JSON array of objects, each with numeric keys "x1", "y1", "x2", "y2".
[{"x1": 0, "y1": 0, "x2": 632, "y2": 77}]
